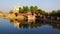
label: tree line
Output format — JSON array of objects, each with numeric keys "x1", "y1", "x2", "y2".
[
  {"x1": 19, "y1": 6, "x2": 46, "y2": 15},
  {"x1": 9, "y1": 6, "x2": 60, "y2": 17},
  {"x1": 47, "y1": 10, "x2": 60, "y2": 17}
]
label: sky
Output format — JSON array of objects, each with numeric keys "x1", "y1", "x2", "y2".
[{"x1": 0, "y1": 0, "x2": 60, "y2": 12}]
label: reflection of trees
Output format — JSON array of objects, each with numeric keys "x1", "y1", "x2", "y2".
[
  {"x1": 9, "y1": 19, "x2": 14, "y2": 22},
  {"x1": 51, "y1": 23, "x2": 60, "y2": 30},
  {"x1": 30, "y1": 23, "x2": 41, "y2": 28},
  {"x1": 19, "y1": 23, "x2": 29, "y2": 29},
  {"x1": 46, "y1": 22, "x2": 60, "y2": 30},
  {"x1": 19, "y1": 22, "x2": 42, "y2": 29},
  {"x1": 9, "y1": 19, "x2": 60, "y2": 30}
]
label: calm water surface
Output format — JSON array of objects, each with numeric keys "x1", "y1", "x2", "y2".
[{"x1": 0, "y1": 18, "x2": 60, "y2": 34}]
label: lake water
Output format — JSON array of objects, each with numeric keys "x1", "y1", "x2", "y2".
[{"x1": 0, "y1": 18, "x2": 60, "y2": 34}]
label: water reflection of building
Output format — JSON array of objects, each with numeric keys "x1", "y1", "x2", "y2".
[
  {"x1": 13, "y1": 21, "x2": 20, "y2": 29},
  {"x1": 10, "y1": 18, "x2": 60, "y2": 30},
  {"x1": 14, "y1": 3, "x2": 23, "y2": 10},
  {"x1": 26, "y1": 12, "x2": 36, "y2": 23},
  {"x1": 11, "y1": 20, "x2": 42, "y2": 29}
]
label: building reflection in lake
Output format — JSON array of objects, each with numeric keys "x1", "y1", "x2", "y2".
[{"x1": 9, "y1": 19, "x2": 60, "y2": 30}]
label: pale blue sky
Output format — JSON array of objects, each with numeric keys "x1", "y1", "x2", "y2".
[{"x1": 0, "y1": 0, "x2": 60, "y2": 12}]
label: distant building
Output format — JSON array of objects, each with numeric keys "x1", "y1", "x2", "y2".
[
  {"x1": 26, "y1": 12, "x2": 36, "y2": 23},
  {"x1": 12, "y1": 3, "x2": 23, "y2": 14}
]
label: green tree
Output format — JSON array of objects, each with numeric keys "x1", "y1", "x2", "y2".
[
  {"x1": 34, "y1": 6, "x2": 38, "y2": 12},
  {"x1": 25, "y1": 6, "x2": 29, "y2": 12},
  {"x1": 45, "y1": 13, "x2": 49, "y2": 16},
  {"x1": 38, "y1": 10, "x2": 46, "y2": 15},
  {"x1": 37, "y1": 9, "x2": 42, "y2": 13},
  {"x1": 19, "y1": 7, "x2": 23, "y2": 13},
  {"x1": 41, "y1": 10, "x2": 46, "y2": 15},
  {"x1": 51, "y1": 10, "x2": 56, "y2": 16},
  {"x1": 23, "y1": 6, "x2": 29, "y2": 13},
  {"x1": 56, "y1": 10, "x2": 60, "y2": 17},
  {"x1": 30, "y1": 6, "x2": 34, "y2": 12}
]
